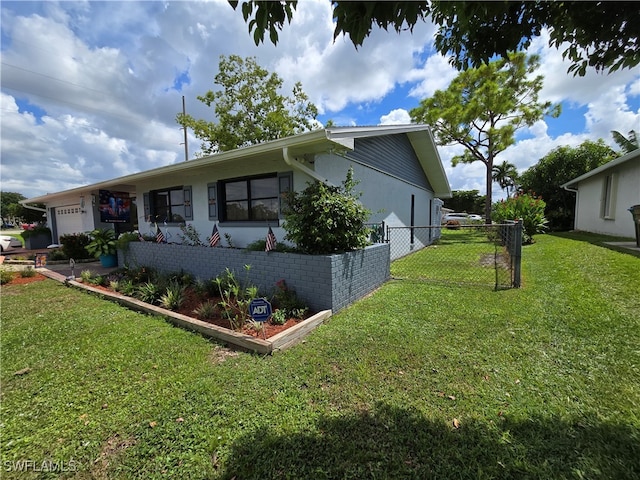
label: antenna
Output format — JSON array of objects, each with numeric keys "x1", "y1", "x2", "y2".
[{"x1": 181, "y1": 95, "x2": 189, "y2": 161}]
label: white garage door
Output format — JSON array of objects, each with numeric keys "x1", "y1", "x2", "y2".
[{"x1": 55, "y1": 205, "x2": 84, "y2": 239}]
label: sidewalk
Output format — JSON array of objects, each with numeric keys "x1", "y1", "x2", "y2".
[{"x1": 1, "y1": 247, "x2": 118, "y2": 277}]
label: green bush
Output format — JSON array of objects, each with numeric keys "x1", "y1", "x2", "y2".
[
  {"x1": 59, "y1": 233, "x2": 93, "y2": 260},
  {"x1": 0, "y1": 269, "x2": 14, "y2": 284},
  {"x1": 283, "y1": 168, "x2": 371, "y2": 254},
  {"x1": 493, "y1": 192, "x2": 548, "y2": 244}
]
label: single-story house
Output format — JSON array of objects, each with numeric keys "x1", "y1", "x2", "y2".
[
  {"x1": 21, "y1": 125, "x2": 451, "y2": 258},
  {"x1": 561, "y1": 149, "x2": 640, "y2": 238}
]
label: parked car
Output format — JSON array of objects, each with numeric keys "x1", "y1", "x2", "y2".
[
  {"x1": 442, "y1": 212, "x2": 470, "y2": 224},
  {"x1": 441, "y1": 213, "x2": 484, "y2": 225},
  {"x1": 1, "y1": 222, "x2": 15, "y2": 229},
  {"x1": 0, "y1": 235, "x2": 22, "y2": 252}
]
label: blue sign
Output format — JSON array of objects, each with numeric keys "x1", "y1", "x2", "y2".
[{"x1": 249, "y1": 298, "x2": 272, "y2": 322}]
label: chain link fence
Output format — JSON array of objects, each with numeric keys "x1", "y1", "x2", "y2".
[{"x1": 387, "y1": 222, "x2": 522, "y2": 290}]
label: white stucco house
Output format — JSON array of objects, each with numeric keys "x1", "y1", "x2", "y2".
[
  {"x1": 21, "y1": 125, "x2": 451, "y2": 258},
  {"x1": 561, "y1": 149, "x2": 640, "y2": 238}
]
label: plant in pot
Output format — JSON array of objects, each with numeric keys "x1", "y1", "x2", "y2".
[
  {"x1": 20, "y1": 226, "x2": 52, "y2": 250},
  {"x1": 85, "y1": 228, "x2": 118, "y2": 267}
]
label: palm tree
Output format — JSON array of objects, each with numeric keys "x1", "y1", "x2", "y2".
[
  {"x1": 492, "y1": 161, "x2": 519, "y2": 198},
  {"x1": 611, "y1": 130, "x2": 639, "y2": 154}
]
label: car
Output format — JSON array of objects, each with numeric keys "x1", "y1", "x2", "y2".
[
  {"x1": 467, "y1": 214, "x2": 483, "y2": 222},
  {"x1": 1, "y1": 222, "x2": 15, "y2": 229},
  {"x1": 442, "y1": 212, "x2": 470, "y2": 224},
  {"x1": 0, "y1": 235, "x2": 22, "y2": 252}
]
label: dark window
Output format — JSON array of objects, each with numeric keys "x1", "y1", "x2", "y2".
[
  {"x1": 149, "y1": 186, "x2": 192, "y2": 223},
  {"x1": 222, "y1": 175, "x2": 279, "y2": 222}
]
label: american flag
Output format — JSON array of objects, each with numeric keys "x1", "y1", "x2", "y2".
[
  {"x1": 155, "y1": 224, "x2": 165, "y2": 243},
  {"x1": 265, "y1": 226, "x2": 277, "y2": 252},
  {"x1": 209, "y1": 224, "x2": 220, "y2": 247}
]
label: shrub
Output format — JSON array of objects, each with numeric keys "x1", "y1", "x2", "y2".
[
  {"x1": 493, "y1": 192, "x2": 548, "y2": 244},
  {"x1": 193, "y1": 301, "x2": 217, "y2": 320},
  {"x1": 178, "y1": 224, "x2": 205, "y2": 246},
  {"x1": 270, "y1": 309, "x2": 287, "y2": 325},
  {"x1": 160, "y1": 281, "x2": 186, "y2": 311},
  {"x1": 245, "y1": 239, "x2": 299, "y2": 253},
  {"x1": 20, "y1": 267, "x2": 36, "y2": 278},
  {"x1": 271, "y1": 279, "x2": 307, "y2": 316},
  {"x1": 59, "y1": 233, "x2": 93, "y2": 259},
  {"x1": 283, "y1": 168, "x2": 371, "y2": 254},
  {"x1": 48, "y1": 248, "x2": 68, "y2": 261},
  {"x1": 445, "y1": 220, "x2": 461, "y2": 230},
  {"x1": 115, "y1": 231, "x2": 141, "y2": 252},
  {"x1": 0, "y1": 269, "x2": 15, "y2": 284}
]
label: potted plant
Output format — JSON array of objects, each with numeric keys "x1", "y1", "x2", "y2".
[
  {"x1": 85, "y1": 228, "x2": 118, "y2": 267},
  {"x1": 20, "y1": 226, "x2": 52, "y2": 249}
]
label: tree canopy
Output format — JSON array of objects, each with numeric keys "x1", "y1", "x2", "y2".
[
  {"x1": 443, "y1": 190, "x2": 485, "y2": 215},
  {"x1": 519, "y1": 140, "x2": 617, "y2": 231},
  {"x1": 611, "y1": 130, "x2": 639, "y2": 154},
  {"x1": 177, "y1": 55, "x2": 319, "y2": 155},
  {"x1": 410, "y1": 53, "x2": 560, "y2": 223},
  {"x1": 230, "y1": 1, "x2": 640, "y2": 76}
]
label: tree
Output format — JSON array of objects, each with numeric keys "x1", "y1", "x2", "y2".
[
  {"x1": 443, "y1": 190, "x2": 485, "y2": 214},
  {"x1": 410, "y1": 53, "x2": 560, "y2": 223},
  {"x1": 177, "y1": 55, "x2": 319, "y2": 155},
  {"x1": 519, "y1": 140, "x2": 617, "y2": 231},
  {"x1": 611, "y1": 130, "x2": 639, "y2": 154},
  {"x1": 230, "y1": 1, "x2": 640, "y2": 76},
  {"x1": 492, "y1": 161, "x2": 519, "y2": 198}
]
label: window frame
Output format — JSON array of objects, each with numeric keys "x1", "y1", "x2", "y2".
[
  {"x1": 146, "y1": 185, "x2": 193, "y2": 224},
  {"x1": 600, "y1": 173, "x2": 618, "y2": 220},
  {"x1": 217, "y1": 172, "x2": 292, "y2": 226}
]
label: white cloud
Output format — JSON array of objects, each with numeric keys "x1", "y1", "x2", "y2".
[{"x1": 379, "y1": 109, "x2": 411, "y2": 125}]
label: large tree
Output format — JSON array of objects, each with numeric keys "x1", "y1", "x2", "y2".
[
  {"x1": 230, "y1": 1, "x2": 640, "y2": 76},
  {"x1": 410, "y1": 53, "x2": 560, "y2": 223},
  {"x1": 443, "y1": 190, "x2": 485, "y2": 215},
  {"x1": 177, "y1": 55, "x2": 319, "y2": 155},
  {"x1": 519, "y1": 140, "x2": 617, "y2": 231}
]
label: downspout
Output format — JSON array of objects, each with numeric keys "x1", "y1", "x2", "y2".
[{"x1": 283, "y1": 147, "x2": 335, "y2": 186}]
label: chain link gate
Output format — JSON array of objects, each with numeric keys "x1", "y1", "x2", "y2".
[{"x1": 386, "y1": 221, "x2": 522, "y2": 290}]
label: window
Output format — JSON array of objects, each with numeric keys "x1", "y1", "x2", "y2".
[
  {"x1": 601, "y1": 174, "x2": 617, "y2": 220},
  {"x1": 145, "y1": 186, "x2": 192, "y2": 223},
  {"x1": 221, "y1": 174, "x2": 279, "y2": 222}
]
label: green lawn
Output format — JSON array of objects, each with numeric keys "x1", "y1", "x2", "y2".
[{"x1": 1, "y1": 233, "x2": 639, "y2": 479}]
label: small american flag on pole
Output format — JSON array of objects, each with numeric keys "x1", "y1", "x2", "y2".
[
  {"x1": 155, "y1": 223, "x2": 165, "y2": 244},
  {"x1": 209, "y1": 224, "x2": 220, "y2": 247},
  {"x1": 265, "y1": 226, "x2": 277, "y2": 252}
]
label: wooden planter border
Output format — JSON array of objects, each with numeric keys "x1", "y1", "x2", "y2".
[{"x1": 40, "y1": 268, "x2": 331, "y2": 354}]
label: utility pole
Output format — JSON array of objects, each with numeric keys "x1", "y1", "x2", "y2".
[{"x1": 181, "y1": 95, "x2": 189, "y2": 161}]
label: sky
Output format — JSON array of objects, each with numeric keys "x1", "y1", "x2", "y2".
[{"x1": 1, "y1": 0, "x2": 639, "y2": 202}]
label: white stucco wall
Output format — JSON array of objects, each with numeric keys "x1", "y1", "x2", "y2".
[{"x1": 574, "y1": 158, "x2": 640, "y2": 238}]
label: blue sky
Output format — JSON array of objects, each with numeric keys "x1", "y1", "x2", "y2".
[{"x1": 1, "y1": 0, "x2": 638, "y2": 200}]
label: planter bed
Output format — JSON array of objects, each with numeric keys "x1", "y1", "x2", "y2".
[{"x1": 39, "y1": 267, "x2": 331, "y2": 354}]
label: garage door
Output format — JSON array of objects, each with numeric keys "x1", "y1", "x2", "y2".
[{"x1": 54, "y1": 205, "x2": 83, "y2": 239}]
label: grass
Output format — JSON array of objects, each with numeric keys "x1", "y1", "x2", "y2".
[{"x1": 1, "y1": 232, "x2": 639, "y2": 479}]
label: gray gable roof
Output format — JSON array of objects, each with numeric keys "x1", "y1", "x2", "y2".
[{"x1": 23, "y1": 125, "x2": 451, "y2": 204}]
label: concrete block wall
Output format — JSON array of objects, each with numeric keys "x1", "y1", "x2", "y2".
[{"x1": 120, "y1": 243, "x2": 390, "y2": 313}]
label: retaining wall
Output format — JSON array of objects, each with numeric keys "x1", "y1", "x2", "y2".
[{"x1": 120, "y1": 243, "x2": 390, "y2": 313}]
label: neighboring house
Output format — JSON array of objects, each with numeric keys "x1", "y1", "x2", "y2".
[
  {"x1": 21, "y1": 125, "x2": 451, "y2": 258},
  {"x1": 561, "y1": 149, "x2": 640, "y2": 238}
]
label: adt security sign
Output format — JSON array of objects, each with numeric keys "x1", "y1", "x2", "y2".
[{"x1": 249, "y1": 298, "x2": 272, "y2": 322}]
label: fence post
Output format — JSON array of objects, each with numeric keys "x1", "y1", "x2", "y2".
[{"x1": 512, "y1": 219, "x2": 523, "y2": 288}]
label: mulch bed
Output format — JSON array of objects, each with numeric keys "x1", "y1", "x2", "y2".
[
  {"x1": 86, "y1": 283, "x2": 307, "y2": 340},
  {"x1": 3, "y1": 272, "x2": 309, "y2": 340}
]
